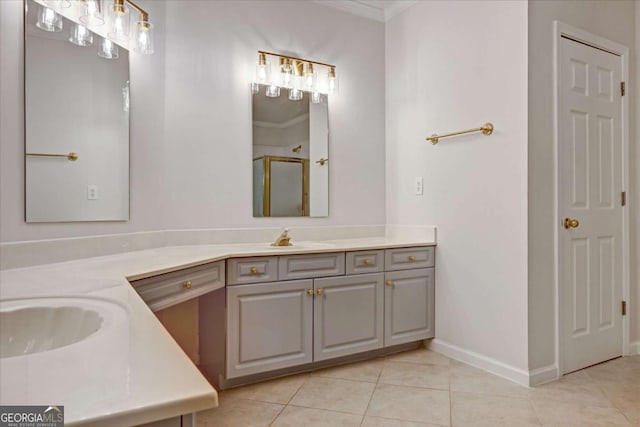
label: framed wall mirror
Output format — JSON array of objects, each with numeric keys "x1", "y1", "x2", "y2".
[
  {"x1": 24, "y1": 0, "x2": 130, "y2": 222},
  {"x1": 252, "y1": 84, "x2": 329, "y2": 217}
]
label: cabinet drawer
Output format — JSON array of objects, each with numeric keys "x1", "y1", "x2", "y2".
[
  {"x1": 227, "y1": 257, "x2": 278, "y2": 285},
  {"x1": 345, "y1": 250, "x2": 384, "y2": 275},
  {"x1": 131, "y1": 261, "x2": 225, "y2": 311},
  {"x1": 384, "y1": 247, "x2": 434, "y2": 271},
  {"x1": 279, "y1": 252, "x2": 345, "y2": 280}
]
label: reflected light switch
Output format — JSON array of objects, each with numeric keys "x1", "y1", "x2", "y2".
[{"x1": 87, "y1": 185, "x2": 98, "y2": 200}]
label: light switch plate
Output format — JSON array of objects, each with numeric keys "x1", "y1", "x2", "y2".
[
  {"x1": 87, "y1": 185, "x2": 98, "y2": 200},
  {"x1": 414, "y1": 177, "x2": 423, "y2": 196}
]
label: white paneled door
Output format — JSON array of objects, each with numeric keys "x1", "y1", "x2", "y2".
[{"x1": 559, "y1": 36, "x2": 623, "y2": 374}]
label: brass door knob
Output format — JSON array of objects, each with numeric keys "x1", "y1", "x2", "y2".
[
  {"x1": 183, "y1": 281, "x2": 192, "y2": 290},
  {"x1": 250, "y1": 267, "x2": 258, "y2": 274},
  {"x1": 363, "y1": 259, "x2": 372, "y2": 266},
  {"x1": 307, "y1": 289, "x2": 315, "y2": 296},
  {"x1": 408, "y1": 256, "x2": 416, "y2": 262},
  {"x1": 386, "y1": 280, "x2": 393, "y2": 287},
  {"x1": 316, "y1": 288, "x2": 324, "y2": 296},
  {"x1": 563, "y1": 218, "x2": 580, "y2": 229}
]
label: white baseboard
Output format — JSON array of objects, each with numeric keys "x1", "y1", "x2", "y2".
[
  {"x1": 629, "y1": 341, "x2": 640, "y2": 355},
  {"x1": 528, "y1": 364, "x2": 559, "y2": 386},
  {"x1": 426, "y1": 339, "x2": 530, "y2": 387}
]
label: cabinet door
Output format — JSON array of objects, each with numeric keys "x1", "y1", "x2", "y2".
[
  {"x1": 314, "y1": 273, "x2": 384, "y2": 361},
  {"x1": 227, "y1": 280, "x2": 314, "y2": 378},
  {"x1": 384, "y1": 268, "x2": 434, "y2": 346}
]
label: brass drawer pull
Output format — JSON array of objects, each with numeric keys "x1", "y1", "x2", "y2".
[
  {"x1": 408, "y1": 256, "x2": 416, "y2": 262},
  {"x1": 250, "y1": 267, "x2": 258, "y2": 274},
  {"x1": 183, "y1": 281, "x2": 192, "y2": 290},
  {"x1": 386, "y1": 280, "x2": 393, "y2": 287},
  {"x1": 316, "y1": 288, "x2": 324, "y2": 296},
  {"x1": 363, "y1": 259, "x2": 372, "y2": 266},
  {"x1": 307, "y1": 289, "x2": 315, "y2": 296}
]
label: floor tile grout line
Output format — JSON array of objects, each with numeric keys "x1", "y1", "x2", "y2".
[{"x1": 359, "y1": 360, "x2": 383, "y2": 426}]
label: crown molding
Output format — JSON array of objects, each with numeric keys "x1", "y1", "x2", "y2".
[{"x1": 313, "y1": 0, "x2": 417, "y2": 23}]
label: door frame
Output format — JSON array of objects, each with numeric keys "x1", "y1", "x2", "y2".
[{"x1": 553, "y1": 21, "x2": 630, "y2": 375}]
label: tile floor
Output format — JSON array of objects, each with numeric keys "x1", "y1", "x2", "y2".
[{"x1": 197, "y1": 346, "x2": 640, "y2": 427}]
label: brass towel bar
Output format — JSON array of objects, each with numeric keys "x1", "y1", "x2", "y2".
[
  {"x1": 26, "y1": 152, "x2": 78, "y2": 161},
  {"x1": 427, "y1": 122, "x2": 494, "y2": 145}
]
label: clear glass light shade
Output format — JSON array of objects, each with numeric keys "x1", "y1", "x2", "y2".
[
  {"x1": 311, "y1": 92, "x2": 322, "y2": 104},
  {"x1": 133, "y1": 21, "x2": 154, "y2": 54},
  {"x1": 107, "y1": 5, "x2": 130, "y2": 41},
  {"x1": 122, "y1": 80, "x2": 130, "y2": 112},
  {"x1": 328, "y1": 74, "x2": 339, "y2": 94},
  {"x1": 69, "y1": 23, "x2": 93, "y2": 46},
  {"x1": 304, "y1": 71, "x2": 316, "y2": 92},
  {"x1": 265, "y1": 85, "x2": 280, "y2": 98},
  {"x1": 251, "y1": 82, "x2": 260, "y2": 94},
  {"x1": 98, "y1": 37, "x2": 119, "y2": 59},
  {"x1": 79, "y1": 0, "x2": 105, "y2": 26},
  {"x1": 36, "y1": 6, "x2": 63, "y2": 32},
  {"x1": 288, "y1": 88, "x2": 303, "y2": 101},
  {"x1": 254, "y1": 61, "x2": 271, "y2": 84}
]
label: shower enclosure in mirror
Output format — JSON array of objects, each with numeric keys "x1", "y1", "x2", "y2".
[
  {"x1": 24, "y1": 0, "x2": 130, "y2": 222},
  {"x1": 252, "y1": 84, "x2": 328, "y2": 217}
]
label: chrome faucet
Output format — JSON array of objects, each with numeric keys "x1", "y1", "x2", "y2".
[{"x1": 271, "y1": 228, "x2": 292, "y2": 247}]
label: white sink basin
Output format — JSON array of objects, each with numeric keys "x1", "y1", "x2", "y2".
[{"x1": 0, "y1": 297, "x2": 126, "y2": 359}]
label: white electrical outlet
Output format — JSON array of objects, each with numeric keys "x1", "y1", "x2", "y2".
[
  {"x1": 87, "y1": 185, "x2": 98, "y2": 200},
  {"x1": 414, "y1": 177, "x2": 423, "y2": 196}
]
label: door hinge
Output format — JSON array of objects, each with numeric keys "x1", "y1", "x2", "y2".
[
  {"x1": 622, "y1": 301, "x2": 626, "y2": 316},
  {"x1": 620, "y1": 82, "x2": 625, "y2": 96},
  {"x1": 621, "y1": 191, "x2": 626, "y2": 206}
]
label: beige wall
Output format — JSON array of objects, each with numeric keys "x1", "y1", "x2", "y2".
[{"x1": 528, "y1": 0, "x2": 638, "y2": 370}]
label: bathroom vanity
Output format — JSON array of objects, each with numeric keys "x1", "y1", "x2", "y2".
[{"x1": 129, "y1": 242, "x2": 436, "y2": 389}]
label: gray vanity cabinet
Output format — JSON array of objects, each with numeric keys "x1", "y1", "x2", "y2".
[
  {"x1": 384, "y1": 268, "x2": 435, "y2": 346},
  {"x1": 313, "y1": 273, "x2": 384, "y2": 361},
  {"x1": 226, "y1": 279, "x2": 314, "y2": 379}
]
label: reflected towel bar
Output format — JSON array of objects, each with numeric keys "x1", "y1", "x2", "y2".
[
  {"x1": 426, "y1": 122, "x2": 494, "y2": 145},
  {"x1": 26, "y1": 152, "x2": 78, "y2": 161}
]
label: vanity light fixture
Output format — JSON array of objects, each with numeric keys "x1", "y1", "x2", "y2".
[
  {"x1": 33, "y1": 0, "x2": 155, "y2": 55},
  {"x1": 253, "y1": 51, "x2": 338, "y2": 101}
]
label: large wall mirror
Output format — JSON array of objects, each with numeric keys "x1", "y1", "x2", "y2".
[
  {"x1": 252, "y1": 84, "x2": 329, "y2": 217},
  {"x1": 24, "y1": 0, "x2": 130, "y2": 222}
]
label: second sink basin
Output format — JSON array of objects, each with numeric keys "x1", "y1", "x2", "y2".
[{"x1": 0, "y1": 297, "x2": 127, "y2": 359}]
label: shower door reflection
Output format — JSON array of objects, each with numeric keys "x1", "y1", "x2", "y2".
[{"x1": 253, "y1": 156, "x2": 309, "y2": 217}]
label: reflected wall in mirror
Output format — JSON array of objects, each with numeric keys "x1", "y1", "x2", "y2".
[
  {"x1": 24, "y1": 0, "x2": 130, "y2": 222},
  {"x1": 252, "y1": 84, "x2": 328, "y2": 217}
]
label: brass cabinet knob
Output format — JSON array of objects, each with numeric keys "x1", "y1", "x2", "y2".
[
  {"x1": 316, "y1": 288, "x2": 324, "y2": 296},
  {"x1": 307, "y1": 289, "x2": 315, "y2": 296},
  {"x1": 363, "y1": 259, "x2": 372, "y2": 266},
  {"x1": 183, "y1": 281, "x2": 192, "y2": 290},
  {"x1": 408, "y1": 256, "x2": 416, "y2": 262},
  {"x1": 386, "y1": 280, "x2": 393, "y2": 287},
  {"x1": 563, "y1": 218, "x2": 580, "y2": 229},
  {"x1": 316, "y1": 158, "x2": 328, "y2": 166},
  {"x1": 250, "y1": 267, "x2": 258, "y2": 274}
]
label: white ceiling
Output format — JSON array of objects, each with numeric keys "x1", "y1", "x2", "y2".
[{"x1": 314, "y1": 0, "x2": 418, "y2": 22}]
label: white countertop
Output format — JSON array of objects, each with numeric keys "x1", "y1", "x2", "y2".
[{"x1": 0, "y1": 237, "x2": 434, "y2": 426}]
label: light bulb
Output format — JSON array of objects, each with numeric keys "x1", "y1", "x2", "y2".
[
  {"x1": 133, "y1": 21, "x2": 154, "y2": 54},
  {"x1": 280, "y1": 58, "x2": 293, "y2": 88},
  {"x1": 69, "y1": 23, "x2": 93, "y2": 46},
  {"x1": 255, "y1": 52, "x2": 271, "y2": 84},
  {"x1": 36, "y1": 6, "x2": 63, "y2": 32},
  {"x1": 98, "y1": 37, "x2": 119, "y2": 59}
]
